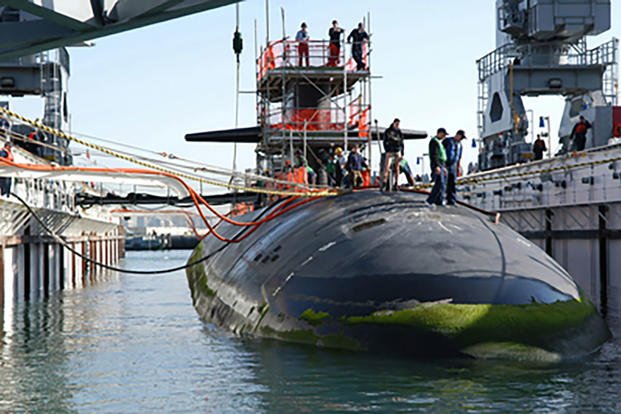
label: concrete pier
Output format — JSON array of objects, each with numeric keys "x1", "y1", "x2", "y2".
[
  {"x1": 1, "y1": 233, "x2": 124, "y2": 311},
  {"x1": 0, "y1": 200, "x2": 124, "y2": 314}
]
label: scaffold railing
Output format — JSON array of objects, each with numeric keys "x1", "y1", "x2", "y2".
[
  {"x1": 262, "y1": 105, "x2": 370, "y2": 137},
  {"x1": 258, "y1": 39, "x2": 368, "y2": 80}
]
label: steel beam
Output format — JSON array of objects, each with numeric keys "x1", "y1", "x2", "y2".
[
  {"x1": 2, "y1": 0, "x2": 94, "y2": 31},
  {"x1": 0, "y1": 0, "x2": 239, "y2": 61}
]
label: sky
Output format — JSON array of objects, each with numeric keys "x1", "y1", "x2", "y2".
[{"x1": 5, "y1": 0, "x2": 621, "y2": 178}]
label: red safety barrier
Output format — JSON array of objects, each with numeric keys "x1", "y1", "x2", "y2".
[{"x1": 257, "y1": 40, "x2": 369, "y2": 82}]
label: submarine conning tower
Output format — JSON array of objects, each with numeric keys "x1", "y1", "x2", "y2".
[
  {"x1": 477, "y1": 0, "x2": 619, "y2": 170},
  {"x1": 255, "y1": 34, "x2": 372, "y2": 176},
  {"x1": 183, "y1": 17, "x2": 429, "y2": 183}
]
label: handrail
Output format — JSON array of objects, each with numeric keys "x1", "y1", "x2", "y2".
[{"x1": 258, "y1": 39, "x2": 369, "y2": 80}]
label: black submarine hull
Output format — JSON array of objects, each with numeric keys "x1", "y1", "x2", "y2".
[{"x1": 186, "y1": 191, "x2": 610, "y2": 361}]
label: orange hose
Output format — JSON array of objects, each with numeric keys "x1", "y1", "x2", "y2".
[{"x1": 0, "y1": 160, "x2": 319, "y2": 244}]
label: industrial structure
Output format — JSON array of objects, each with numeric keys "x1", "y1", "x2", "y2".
[
  {"x1": 0, "y1": 0, "x2": 619, "y2": 357},
  {"x1": 466, "y1": 0, "x2": 621, "y2": 329},
  {"x1": 255, "y1": 38, "x2": 372, "y2": 175},
  {"x1": 0, "y1": 1, "x2": 240, "y2": 312},
  {"x1": 186, "y1": 22, "x2": 427, "y2": 181},
  {"x1": 477, "y1": 0, "x2": 618, "y2": 170}
]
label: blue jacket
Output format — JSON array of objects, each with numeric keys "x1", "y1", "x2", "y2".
[
  {"x1": 347, "y1": 152, "x2": 364, "y2": 171},
  {"x1": 442, "y1": 137, "x2": 462, "y2": 166}
]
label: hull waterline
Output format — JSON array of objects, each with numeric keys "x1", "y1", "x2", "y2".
[{"x1": 186, "y1": 191, "x2": 610, "y2": 361}]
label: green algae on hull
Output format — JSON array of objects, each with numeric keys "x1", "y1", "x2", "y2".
[
  {"x1": 299, "y1": 308, "x2": 330, "y2": 326},
  {"x1": 186, "y1": 242, "x2": 217, "y2": 299},
  {"x1": 344, "y1": 299, "x2": 598, "y2": 348},
  {"x1": 260, "y1": 326, "x2": 362, "y2": 351},
  {"x1": 185, "y1": 235, "x2": 609, "y2": 360}
]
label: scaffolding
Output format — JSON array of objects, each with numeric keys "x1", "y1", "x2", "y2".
[{"x1": 255, "y1": 35, "x2": 372, "y2": 175}]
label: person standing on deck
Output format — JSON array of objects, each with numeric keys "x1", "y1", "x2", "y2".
[
  {"x1": 427, "y1": 128, "x2": 448, "y2": 205},
  {"x1": 532, "y1": 134, "x2": 547, "y2": 160},
  {"x1": 328, "y1": 20, "x2": 343, "y2": 67},
  {"x1": 347, "y1": 23, "x2": 369, "y2": 70},
  {"x1": 570, "y1": 116, "x2": 592, "y2": 151},
  {"x1": 346, "y1": 144, "x2": 365, "y2": 188},
  {"x1": 381, "y1": 118, "x2": 404, "y2": 191},
  {"x1": 443, "y1": 130, "x2": 465, "y2": 205},
  {"x1": 0, "y1": 140, "x2": 14, "y2": 196},
  {"x1": 334, "y1": 147, "x2": 347, "y2": 187},
  {"x1": 296, "y1": 22, "x2": 310, "y2": 67}
]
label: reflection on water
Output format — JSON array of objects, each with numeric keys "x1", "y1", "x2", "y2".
[{"x1": 0, "y1": 251, "x2": 620, "y2": 413}]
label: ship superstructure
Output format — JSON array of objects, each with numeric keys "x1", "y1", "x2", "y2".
[
  {"x1": 466, "y1": 0, "x2": 621, "y2": 327},
  {"x1": 477, "y1": 0, "x2": 618, "y2": 170}
]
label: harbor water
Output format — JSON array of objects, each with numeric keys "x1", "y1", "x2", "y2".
[{"x1": 1, "y1": 251, "x2": 620, "y2": 413}]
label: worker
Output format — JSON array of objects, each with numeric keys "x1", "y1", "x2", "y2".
[
  {"x1": 399, "y1": 159, "x2": 415, "y2": 187},
  {"x1": 325, "y1": 152, "x2": 338, "y2": 186},
  {"x1": 443, "y1": 130, "x2": 465, "y2": 205},
  {"x1": 346, "y1": 144, "x2": 365, "y2": 188},
  {"x1": 0, "y1": 140, "x2": 14, "y2": 196},
  {"x1": 347, "y1": 22, "x2": 369, "y2": 71},
  {"x1": 532, "y1": 134, "x2": 547, "y2": 160},
  {"x1": 334, "y1": 147, "x2": 347, "y2": 187},
  {"x1": 570, "y1": 116, "x2": 592, "y2": 151},
  {"x1": 426, "y1": 128, "x2": 448, "y2": 206},
  {"x1": 283, "y1": 160, "x2": 295, "y2": 190},
  {"x1": 327, "y1": 20, "x2": 343, "y2": 67},
  {"x1": 381, "y1": 118, "x2": 404, "y2": 191},
  {"x1": 296, "y1": 22, "x2": 310, "y2": 67},
  {"x1": 0, "y1": 116, "x2": 10, "y2": 132}
]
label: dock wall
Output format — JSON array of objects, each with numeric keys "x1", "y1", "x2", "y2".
[
  {"x1": 462, "y1": 144, "x2": 621, "y2": 332},
  {"x1": 0, "y1": 199, "x2": 124, "y2": 314},
  {"x1": 500, "y1": 203, "x2": 621, "y2": 328}
]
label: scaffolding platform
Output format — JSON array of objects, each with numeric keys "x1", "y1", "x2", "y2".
[{"x1": 258, "y1": 67, "x2": 370, "y2": 99}]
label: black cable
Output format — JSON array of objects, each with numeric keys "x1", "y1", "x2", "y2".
[{"x1": 9, "y1": 191, "x2": 259, "y2": 275}]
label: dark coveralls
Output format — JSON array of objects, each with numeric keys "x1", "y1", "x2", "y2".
[
  {"x1": 532, "y1": 138, "x2": 547, "y2": 160},
  {"x1": 571, "y1": 119, "x2": 592, "y2": 151},
  {"x1": 426, "y1": 136, "x2": 447, "y2": 205},
  {"x1": 442, "y1": 137, "x2": 462, "y2": 205},
  {"x1": 347, "y1": 29, "x2": 369, "y2": 70}
]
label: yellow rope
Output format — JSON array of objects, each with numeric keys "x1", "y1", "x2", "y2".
[
  {"x1": 3, "y1": 106, "x2": 619, "y2": 196},
  {"x1": 0, "y1": 107, "x2": 340, "y2": 198}
]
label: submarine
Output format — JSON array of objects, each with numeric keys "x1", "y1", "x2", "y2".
[
  {"x1": 186, "y1": 190, "x2": 611, "y2": 361},
  {"x1": 183, "y1": 20, "x2": 611, "y2": 360}
]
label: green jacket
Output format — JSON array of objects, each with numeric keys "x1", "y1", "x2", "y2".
[{"x1": 429, "y1": 136, "x2": 447, "y2": 169}]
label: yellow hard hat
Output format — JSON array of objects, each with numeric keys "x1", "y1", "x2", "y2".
[{"x1": 335, "y1": 147, "x2": 343, "y2": 155}]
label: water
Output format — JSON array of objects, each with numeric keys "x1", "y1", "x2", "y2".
[{"x1": 1, "y1": 251, "x2": 620, "y2": 413}]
